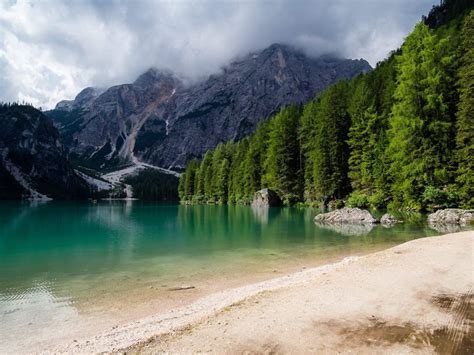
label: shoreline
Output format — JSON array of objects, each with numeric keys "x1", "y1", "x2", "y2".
[{"x1": 57, "y1": 231, "x2": 473, "y2": 353}]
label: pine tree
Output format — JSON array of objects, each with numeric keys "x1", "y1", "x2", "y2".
[
  {"x1": 387, "y1": 23, "x2": 457, "y2": 209},
  {"x1": 242, "y1": 121, "x2": 268, "y2": 199},
  {"x1": 210, "y1": 143, "x2": 231, "y2": 203},
  {"x1": 299, "y1": 101, "x2": 317, "y2": 203},
  {"x1": 455, "y1": 10, "x2": 474, "y2": 207},
  {"x1": 180, "y1": 159, "x2": 199, "y2": 201},
  {"x1": 199, "y1": 151, "x2": 213, "y2": 202},
  {"x1": 309, "y1": 82, "x2": 351, "y2": 207},
  {"x1": 262, "y1": 105, "x2": 302, "y2": 204},
  {"x1": 347, "y1": 76, "x2": 374, "y2": 192},
  {"x1": 228, "y1": 139, "x2": 248, "y2": 204},
  {"x1": 177, "y1": 170, "x2": 186, "y2": 201}
]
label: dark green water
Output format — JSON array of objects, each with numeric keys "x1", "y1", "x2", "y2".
[{"x1": 0, "y1": 201, "x2": 454, "y2": 351}]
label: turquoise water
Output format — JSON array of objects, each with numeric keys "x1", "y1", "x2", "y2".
[{"x1": 0, "y1": 201, "x2": 454, "y2": 351}]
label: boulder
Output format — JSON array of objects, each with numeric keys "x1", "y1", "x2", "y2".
[
  {"x1": 314, "y1": 207, "x2": 377, "y2": 225},
  {"x1": 427, "y1": 209, "x2": 473, "y2": 225},
  {"x1": 251, "y1": 188, "x2": 282, "y2": 208},
  {"x1": 380, "y1": 213, "x2": 402, "y2": 226}
]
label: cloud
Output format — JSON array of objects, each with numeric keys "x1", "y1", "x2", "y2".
[{"x1": 0, "y1": 0, "x2": 436, "y2": 109}]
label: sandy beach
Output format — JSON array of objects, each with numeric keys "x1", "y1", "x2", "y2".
[{"x1": 54, "y1": 231, "x2": 473, "y2": 353}]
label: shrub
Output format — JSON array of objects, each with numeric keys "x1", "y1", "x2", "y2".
[
  {"x1": 422, "y1": 185, "x2": 459, "y2": 211},
  {"x1": 328, "y1": 199, "x2": 344, "y2": 210},
  {"x1": 346, "y1": 191, "x2": 370, "y2": 208},
  {"x1": 368, "y1": 191, "x2": 388, "y2": 209}
]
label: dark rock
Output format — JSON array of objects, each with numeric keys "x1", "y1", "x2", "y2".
[
  {"x1": 314, "y1": 207, "x2": 377, "y2": 225},
  {"x1": 168, "y1": 285, "x2": 195, "y2": 291},
  {"x1": 0, "y1": 104, "x2": 91, "y2": 199},
  {"x1": 252, "y1": 188, "x2": 282, "y2": 208}
]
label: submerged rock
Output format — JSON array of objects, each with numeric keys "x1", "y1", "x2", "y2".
[
  {"x1": 427, "y1": 209, "x2": 473, "y2": 225},
  {"x1": 314, "y1": 208, "x2": 377, "y2": 225},
  {"x1": 252, "y1": 188, "x2": 282, "y2": 208},
  {"x1": 380, "y1": 213, "x2": 402, "y2": 227},
  {"x1": 168, "y1": 285, "x2": 195, "y2": 291}
]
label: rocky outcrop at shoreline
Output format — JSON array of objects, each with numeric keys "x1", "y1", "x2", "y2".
[
  {"x1": 252, "y1": 189, "x2": 282, "y2": 208},
  {"x1": 427, "y1": 209, "x2": 473, "y2": 233},
  {"x1": 314, "y1": 208, "x2": 377, "y2": 225},
  {"x1": 427, "y1": 209, "x2": 473, "y2": 225}
]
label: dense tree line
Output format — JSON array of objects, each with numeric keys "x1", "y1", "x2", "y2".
[
  {"x1": 124, "y1": 168, "x2": 179, "y2": 201},
  {"x1": 179, "y1": 7, "x2": 473, "y2": 211}
]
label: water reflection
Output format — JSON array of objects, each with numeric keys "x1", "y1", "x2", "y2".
[
  {"x1": 315, "y1": 223, "x2": 375, "y2": 237},
  {"x1": 428, "y1": 223, "x2": 465, "y2": 234},
  {"x1": 251, "y1": 206, "x2": 269, "y2": 225},
  {"x1": 0, "y1": 201, "x2": 462, "y2": 352}
]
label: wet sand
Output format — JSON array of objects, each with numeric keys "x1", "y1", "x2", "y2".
[{"x1": 56, "y1": 231, "x2": 472, "y2": 353}]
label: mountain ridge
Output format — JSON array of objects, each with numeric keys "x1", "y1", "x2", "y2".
[
  {"x1": 48, "y1": 43, "x2": 371, "y2": 171},
  {"x1": 0, "y1": 104, "x2": 91, "y2": 199}
]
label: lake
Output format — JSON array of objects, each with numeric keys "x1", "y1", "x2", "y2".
[{"x1": 0, "y1": 201, "x2": 453, "y2": 351}]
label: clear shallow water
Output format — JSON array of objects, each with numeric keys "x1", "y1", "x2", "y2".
[{"x1": 0, "y1": 201, "x2": 453, "y2": 350}]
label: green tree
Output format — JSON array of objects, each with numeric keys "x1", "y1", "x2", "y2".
[
  {"x1": 387, "y1": 23, "x2": 456, "y2": 209},
  {"x1": 242, "y1": 121, "x2": 269, "y2": 199},
  {"x1": 210, "y1": 143, "x2": 231, "y2": 203},
  {"x1": 178, "y1": 159, "x2": 199, "y2": 201},
  {"x1": 262, "y1": 105, "x2": 302, "y2": 204},
  {"x1": 299, "y1": 101, "x2": 318, "y2": 203},
  {"x1": 455, "y1": 11, "x2": 474, "y2": 207},
  {"x1": 228, "y1": 139, "x2": 248, "y2": 204},
  {"x1": 308, "y1": 82, "x2": 351, "y2": 208}
]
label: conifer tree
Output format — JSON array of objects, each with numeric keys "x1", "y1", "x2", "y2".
[
  {"x1": 242, "y1": 121, "x2": 268, "y2": 199},
  {"x1": 262, "y1": 105, "x2": 302, "y2": 204},
  {"x1": 299, "y1": 101, "x2": 318, "y2": 203},
  {"x1": 388, "y1": 23, "x2": 456, "y2": 209},
  {"x1": 309, "y1": 82, "x2": 350, "y2": 207},
  {"x1": 455, "y1": 11, "x2": 474, "y2": 207}
]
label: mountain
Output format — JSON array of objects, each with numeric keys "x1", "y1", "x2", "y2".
[
  {"x1": 0, "y1": 104, "x2": 91, "y2": 199},
  {"x1": 48, "y1": 44, "x2": 371, "y2": 171},
  {"x1": 55, "y1": 87, "x2": 105, "y2": 112},
  {"x1": 178, "y1": 2, "x2": 474, "y2": 210}
]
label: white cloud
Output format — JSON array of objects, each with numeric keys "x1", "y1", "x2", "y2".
[{"x1": 0, "y1": 0, "x2": 436, "y2": 109}]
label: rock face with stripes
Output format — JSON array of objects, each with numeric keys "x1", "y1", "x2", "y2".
[
  {"x1": 48, "y1": 43, "x2": 371, "y2": 171},
  {"x1": 0, "y1": 104, "x2": 90, "y2": 199}
]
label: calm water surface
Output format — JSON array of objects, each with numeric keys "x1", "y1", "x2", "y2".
[{"x1": 0, "y1": 201, "x2": 457, "y2": 350}]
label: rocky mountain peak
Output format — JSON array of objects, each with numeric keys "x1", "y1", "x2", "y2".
[
  {"x1": 133, "y1": 68, "x2": 181, "y2": 89},
  {"x1": 48, "y1": 43, "x2": 372, "y2": 171},
  {"x1": 55, "y1": 86, "x2": 104, "y2": 112}
]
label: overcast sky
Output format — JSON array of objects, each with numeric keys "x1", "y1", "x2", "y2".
[{"x1": 0, "y1": 0, "x2": 437, "y2": 109}]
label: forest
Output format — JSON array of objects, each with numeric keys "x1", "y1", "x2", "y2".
[{"x1": 179, "y1": 2, "x2": 473, "y2": 211}]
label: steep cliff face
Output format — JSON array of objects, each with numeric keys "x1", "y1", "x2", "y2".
[
  {"x1": 55, "y1": 87, "x2": 104, "y2": 112},
  {"x1": 49, "y1": 69, "x2": 181, "y2": 170},
  {"x1": 139, "y1": 44, "x2": 371, "y2": 169},
  {"x1": 49, "y1": 44, "x2": 371, "y2": 171},
  {"x1": 0, "y1": 104, "x2": 91, "y2": 199}
]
